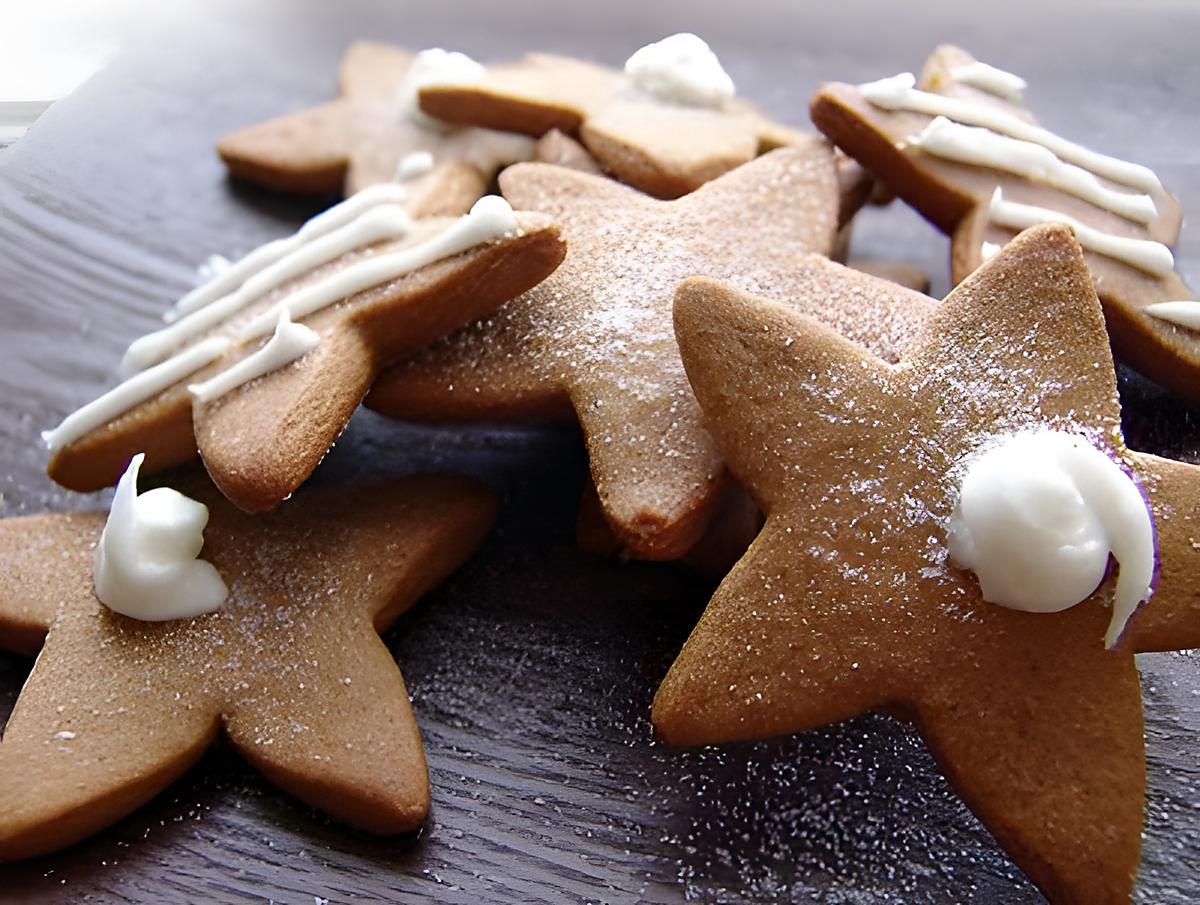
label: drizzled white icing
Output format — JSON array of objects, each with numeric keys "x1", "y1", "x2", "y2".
[
  {"x1": 239, "y1": 194, "x2": 519, "y2": 339},
  {"x1": 127, "y1": 200, "x2": 413, "y2": 370},
  {"x1": 909, "y1": 117, "x2": 1156, "y2": 224},
  {"x1": 396, "y1": 150, "x2": 435, "y2": 181},
  {"x1": 949, "y1": 61, "x2": 1026, "y2": 102},
  {"x1": 165, "y1": 183, "x2": 411, "y2": 324},
  {"x1": 93, "y1": 454, "x2": 228, "y2": 622},
  {"x1": 399, "y1": 48, "x2": 485, "y2": 130},
  {"x1": 195, "y1": 253, "x2": 231, "y2": 283},
  {"x1": 188, "y1": 313, "x2": 319, "y2": 403},
  {"x1": 860, "y1": 72, "x2": 1162, "y2": 193},
  {"x1": 947, "y1": 430, "x2": 1154, "y2": 649},
  {"x1": 989, "y1": 188, "x2": 1174, "y2": 276},
  {"x1": 1145, "y1": 301, "x2": 1200, "y2": 330},
  {"x1": 42, "y1": 337, "x2": 231, "y2": 452},
  {"x1": 46, "y1": 194, "x2": 520, "y2": 452},
  {"x1": 624, "y1": 33, "x2": 735, "y2": 109}
]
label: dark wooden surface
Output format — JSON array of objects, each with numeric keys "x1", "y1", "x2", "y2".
[{"x1": 1, "y1": 1, "x2": 1198, "y2": 902}]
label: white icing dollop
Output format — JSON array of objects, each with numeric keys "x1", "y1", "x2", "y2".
[
  {"x1": 947, "y1": 430, "x2": 1154, "y2": 648},
  {"x1": 624, "y1": 33, "x2": 734, "y2": 109},
  {"x1": 188, "y1": 312, "x2": 319, "y2": 403},
  {"x1": 949, "y1": 61, "x2": 1027, "y2": 102},
  {"x1": 93, "y1": 454, "x2": 228, "y2": 622},
  {"x1": 395, "y1": 149, "x2": 435, "y2": 181},
  {"x1": 399, "y1": 48, "x2": 485, "y2": 130}
]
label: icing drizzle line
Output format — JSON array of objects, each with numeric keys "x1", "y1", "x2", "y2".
[
  {"x1": 44, "y1": 194, "x2": 521, "y2": 453},
  {"x1": 42, "y1": 337, "x2": 231, "y2": 452},
  {"x1": 909, "y1": 117, "x2": 1157, "y2": 225},
  {"x1": 988, "y1": 189, "x2": 1174, "y2": 277},
  {"x1": 165, "y1": 183, "x2": 412, "y2": 324},
  {"x1": 127, "y1": 201, "x2": 414, "y2": 370},
  {"x1": 238, "y1": 195, "x2": 518, "y2": 339},
  {"x1": 188, "y1": 313, "x2": 319, "y2": 403},
  {"x1": 860, "y1": 73, "x2": 1162, "y2": 193},
  {"x1": 949, "y1": 61, "x2": 1026, "y2": 103},
  {"x1": 1145, "y1": 301, "x2": 1200, "y2": 331}
]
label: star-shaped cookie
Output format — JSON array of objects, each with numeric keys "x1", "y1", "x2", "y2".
[
  {"x1": 416, "y1": 51, "x2": 806, "y2": 199},
  {"x1": 367, "y1": 141, "x2": 936, "y2": 560},
  {"x1": 653, "y1": 224, "x2": 1200, "y2": 904},
  {"x1": 45, "y1": 207, "x2": 564, "y2": 511},
  {"x1": 217, "y1": 42, "x2": 536, "y2": 214},
  {"x1": 0, "y1": 473, "x2": 496, "y2": 861},
  {"x1": 810, "y1": 45, "x2": 1200, "y2": 402}
]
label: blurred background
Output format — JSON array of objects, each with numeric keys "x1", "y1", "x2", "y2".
[{"x1": 3, "y1": 0, "x2": 1195, "y2": 297}]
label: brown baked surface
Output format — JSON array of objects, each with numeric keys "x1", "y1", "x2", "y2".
[
  {"x1": 417, "y1": 51, "x2": 807, "y2": 199},
  {"x1": 368, "y1": 142, "x2": 935, "y2": 560},
  {"x1": 809, "y1": 45, "x2": 1200, "y2": 402},
  {"x1": 46, "y1": 212, "x2": 565, "y2": 512},
  {"x1": 217, "y1": 42, "x2": 533, "y2": 213},
  {"x1": 655, "y1": 224, "x2": 1200, "y2": 905},
  {"x1": 0, "y1": 473, "x2": 496, "y2": 861}
]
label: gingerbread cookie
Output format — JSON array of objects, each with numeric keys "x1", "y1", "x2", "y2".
[
  {"x1": 218, "y1": 42, "x2": 536, "y2": 215},
  {"x1": 0, "y1": 467, "x2": 496, "y2": 861},
  {"x1": 810, "y1": 45, "x2": 1200, "y2": 402},
  {"x1": 527, "y1": 118, "x2": 920, "y2": 296},
  {"x1": 534, "y1": 128, "x2": 605, "y2": 174},
  {"x1": 576, "y1": 477, "x2": 762, "y2": 580},
  {"x1": 43, "y1": 191, "x2": 564, "y2": 511},
  {"x1": 654, "y1": 224, "x2": 1200, "y2": 905},
  {"x1": 534, "y1": 120, "x2": 873, "y2": 244},
  {"x1": 844, "y1": 258, "x2": 930, "y2": 293},
  {"x1": 368, "y1": 143, "x2": 935, "y2": 560},
  {"x1": 414, "y1": 33, "x2": 808, "y2": 199}
]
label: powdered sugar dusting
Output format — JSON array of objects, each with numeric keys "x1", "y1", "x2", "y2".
[{"x1": 386, "y1": 148, "x2": 933, "y2": 538}]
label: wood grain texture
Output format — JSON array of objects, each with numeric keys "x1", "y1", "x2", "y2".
[{"x1": 0, "y1": 1, "x2": 1197, "y2": 902}]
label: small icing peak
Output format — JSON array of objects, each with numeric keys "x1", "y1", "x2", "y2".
[
  {"x1": 950, "y1": 61, "x2": 1027, "y2": 102},
  {"x1": 188, "y1": 311, "x2": 319, "y2": 403},
  {"x1": 859, "y1": 72, "x2": 917, "y2": 108},
  {"x1": 395, "y1": 150, "x2": 435, "y2": 181},
  {"x1": 93, "y1": 454, "x2": 228, "y2": 622},
  {"x1": 399, "y1": 48, "x2": 485, "y2": 130},
  {"x1": 947, "y1": 430, "x2": 1154, "y2": 648},
  {"x1": 1145, "y1": 301, "x2": 1200, "y2": 331},
  {"x1": 462, "y1": 193, "x2": 519, "y2": 238},
  {"x1": 624, "y1": 33, "x2": 735, "y2": 109}
]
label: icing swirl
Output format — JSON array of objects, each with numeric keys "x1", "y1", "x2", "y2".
[
  {"x1": 93, "y1": 454, "x2": 228, "y2": 621},
  {"x1": 947, "y1": 430, "x2": 1154, "y2": 648}
]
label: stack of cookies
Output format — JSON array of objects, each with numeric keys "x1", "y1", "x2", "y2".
[{"x1": 1, "y1": 33, "x2": 1197, "y2": 905}]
